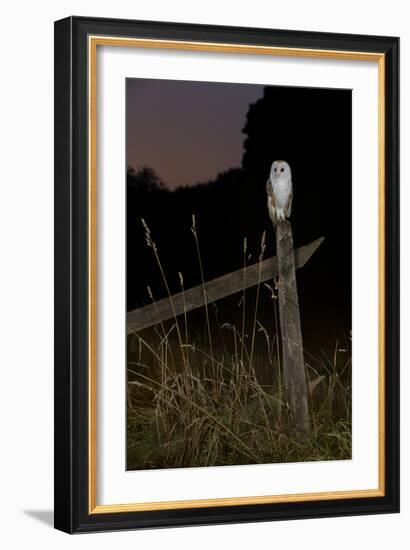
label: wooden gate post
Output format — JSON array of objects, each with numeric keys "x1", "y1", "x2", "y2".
[{"x1": 275, "y1": 221, "x2": 310, "y2": 436}]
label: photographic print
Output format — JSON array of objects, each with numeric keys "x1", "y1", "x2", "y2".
[
  {"x1": 126, "y1": 78, "x2": 352, "y2": 471},
  {"x1": 55, "y1": 17, "x2": 399, "y2": 532}
]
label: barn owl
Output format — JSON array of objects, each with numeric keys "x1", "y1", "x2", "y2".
[{"x1": 266, "y1": 160, "x2": 293, "y2": 224}]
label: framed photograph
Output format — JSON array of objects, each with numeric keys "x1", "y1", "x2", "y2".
[{"x1": 54, "y1": 16, "x2": 399, "y2": 533}]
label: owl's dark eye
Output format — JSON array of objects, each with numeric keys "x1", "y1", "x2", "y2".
[
  {"x1": 274, "y1": 168, "x2": 277, "y2": 173},
  {"x1": 280, "y1": 168, "x2": 284, "y2": 172}
]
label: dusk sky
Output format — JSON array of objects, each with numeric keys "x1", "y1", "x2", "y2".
[{"x1": 126, "y1": 79, "x2": 264, "y2": 189}]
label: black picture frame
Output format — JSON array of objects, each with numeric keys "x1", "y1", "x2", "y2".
[{"x1": 54, "y1": 15, "x2": 399, "y2": 534}]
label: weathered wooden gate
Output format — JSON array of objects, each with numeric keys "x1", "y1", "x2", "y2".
[{"x1": 127, "y1": 232, "x2": 324, "y2": 436}]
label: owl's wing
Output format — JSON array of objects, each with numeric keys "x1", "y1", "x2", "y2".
[
  {"x1": 266, "y1": 179, "x2": 274, "y2": 203},
  {"x1": 285, "y1": 187, "x2": 293, "y2": 217},
  {"x1": 266, "y1": 179, "x2": 277, "y2": 224}
]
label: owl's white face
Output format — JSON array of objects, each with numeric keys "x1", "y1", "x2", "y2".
[{"x1": 270, "y1": 160, "x2": 291, "y2": 182}]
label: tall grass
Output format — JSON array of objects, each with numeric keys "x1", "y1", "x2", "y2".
[
  {"x1": 127, "y1": 220, "x2": 351, "y2": 470},
  {"x1": 191, "y1": 214, "x2": 214, "y2": 373}
]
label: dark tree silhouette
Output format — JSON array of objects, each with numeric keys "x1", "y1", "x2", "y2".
[
  {"x1": 241, "y1": 86, "x2": 352, "y2": 344},
  {"x1": 127, "y1": 166, "x2": 165, "y2": 192}
]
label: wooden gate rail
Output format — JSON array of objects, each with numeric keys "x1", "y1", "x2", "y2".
[{"x1": 127, "y1": 236, "x2": 324, "y2": 334}]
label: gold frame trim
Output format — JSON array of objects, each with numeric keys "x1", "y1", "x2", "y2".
[{"x1": 88, "y1": 36, "x2": 386, "y2": 514}]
